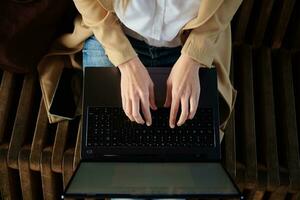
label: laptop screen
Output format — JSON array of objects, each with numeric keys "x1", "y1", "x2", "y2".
[{"x1": 65, "y1": 162, "x2": 240, "y2": 198}]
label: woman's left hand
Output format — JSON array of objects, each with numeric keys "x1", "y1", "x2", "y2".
[{"x1": 164, "y1": 54, "x2": 204, "y2": 128}]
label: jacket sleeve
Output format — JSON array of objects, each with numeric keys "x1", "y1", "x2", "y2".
[
  {"x1": 73, "y1": 0, "x2": 137, "y2": 66},
  {"x1": 181, "y1": 0, "x2": 243, "y2": 67}
]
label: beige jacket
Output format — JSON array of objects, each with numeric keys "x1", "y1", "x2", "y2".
[{"x1": 38, "y1": 0, "x2": 242, "y2": 134}]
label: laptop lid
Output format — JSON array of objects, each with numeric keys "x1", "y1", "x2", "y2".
[
  {"x1": 62, "y1": 67, "x2": 243, "y2": 199},
  {"x1": 63, "y1": 161, "x2": 243, "y2": 199}
]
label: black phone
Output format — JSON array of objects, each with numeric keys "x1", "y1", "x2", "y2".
[{"x1": 49, "y1": 68, "x2": 82, "y2": 119}]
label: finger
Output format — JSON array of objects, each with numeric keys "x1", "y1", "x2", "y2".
[
  {"x1": 177, "y1": 96, "x2": 189, "y2": 126},
  {"x1": 140, "y1": 93, "x2": 152, "y2": 126},
  {"x1": 121, "y1": 91, "x2": 126, "y2": 113},
  {"x1": 169, "y1": 93, "x2": 180, "y2": 128},
  {"x1": 149, "y1": 84, "x2": 157, "y2": 110},
  {"x1": 164, "y1": 81, "x2": 172, "y2": 108},
  {"x1": 132, "y1": 97, "x2": 145, "y2": 124},
  {"x1": 126, "y1": 98, "x2": 134, "y2": 121},
  {"x1": 121, "y1": 77, "x2": 133, "y2": 121},
  {"x1": 188, "y1": 89, "x2": 200, "y2": 119}
]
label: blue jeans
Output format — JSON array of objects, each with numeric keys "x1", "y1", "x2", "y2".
[{"x1": 82, "y1": 35, "x2": 181, "y2": 68}]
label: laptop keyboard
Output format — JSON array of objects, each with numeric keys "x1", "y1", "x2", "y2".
[{"x1": 87, "y1": 107, "x2": 215, "y2": 148}]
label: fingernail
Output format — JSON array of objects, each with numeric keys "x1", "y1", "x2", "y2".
[
  {"x1": 146, "y1": 122, "x2": 151, "y2": 126},
  {"x1": 177, "y1": 122, "x2": 182, "y2": 126},
  {"x1": 170, "y1": 124, "x2": 175, "y2": 128}
]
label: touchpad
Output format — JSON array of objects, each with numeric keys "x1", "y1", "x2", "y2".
[{"x1": 65, "y1": 162, "x2": 240, "y2": 197}]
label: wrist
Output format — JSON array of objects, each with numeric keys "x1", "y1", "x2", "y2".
[
  {"x1": 180, "y1": 54, "x2": 207, "y2": 69},
  {"x1": 118, "y1": 57, "x2": 145, "y2": 74}
]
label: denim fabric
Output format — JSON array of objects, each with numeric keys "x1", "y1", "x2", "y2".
[
  {"x1": 82, "y1": 35, "x2": 181, "y2": 68},
  {"x1": 82, "y1": 36, "x2": 114, "y2": 67}
]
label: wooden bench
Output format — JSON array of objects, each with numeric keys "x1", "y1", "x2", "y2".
[{"x1": 1, "y1": 0, "x2": 300, "y2": 199}]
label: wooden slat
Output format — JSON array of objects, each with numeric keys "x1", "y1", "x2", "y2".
[
  {"x1": 233, "y1": 45, "x2": 246, "y2": 191},
  {"x1": 62, "y1": 148, "x2": 75, "y2": 190},
  {"x1": 283, "y1": 1, "x2": 300, "y2": 50},
  {"x1": 293, "y1": 51, "x2": 300, "y2": 198},
  {"x1": 234, "y1": 142, "x2": 246, "y2": 188},
  {"x1": 0, "y1": 69, "x2": 3, "y2": 85},
  {"x1": 0, "y1": 72, "x2": 15, "y2": 143},
  {"x1": 269, "y1": 186, "x2": 288, "y2": 200},
  {"x1": 224, "y1": 51, "x2": 236, "y2": 178},
  {"x1": 0, "y1": 144, "x2": 22, "y2": 200},
  {"x1": 251, "y1": 0, "x2": 275, "y2": 47},
  {"x1": 270, "y1": 0, "x2": 296, "y2": 49},
  {"x1": 18, "y1": 145, "x2": 42, "y2": 200},
  {"x1": 248, "y1": 190, "x2": 265, "y2": 200},
  {"x1": 272, "y1": 49, "x2": 300, "y2": 192},
  {"x1": 41, "y1": 147, "x2": 62, "y2": 200},
  {"x1": 51, "y1": 120, "x2": 69, "y2": 173},
  {"x1": 292, "y1": 51, "x2": 300, "y2": 177},
  {"x1": 232, "y1": 0, "x2": 254, "y2": 44},
  {"x1": 7, "y1": 73, "x2": 38, "y2": 169},
  {"x1": 234, "y1": 45, "x2": 258, "y2": 189},
  {"x1": 30, "y1": 99, "x2": 49, "y2": 171},
  {"x1": 291, "y1": 192, "x2": 300, "y2": 200},
  {"x1": 256, "y1": 164, "x2": 268, "y2": 192},
  {"x1": 253, "y1": 47, "x2": 280, "y2": 191},
  {"x1": 229, "y1": 45, "x2": 245, "y2": 191},
  {"x1": 224, "y1": 113, "x2": 237, "y2": 178}
]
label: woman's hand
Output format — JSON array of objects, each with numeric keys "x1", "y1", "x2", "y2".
[
  {"x1": 164, "y1": 54, "x2": 204, "y2": 128},
  {"x1": 118, "y1": 57, "x2": 157, "y2": 126}
]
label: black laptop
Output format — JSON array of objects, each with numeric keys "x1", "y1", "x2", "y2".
[{"x1": 62, "y1": 66, "x2": 243, "y2": 199}]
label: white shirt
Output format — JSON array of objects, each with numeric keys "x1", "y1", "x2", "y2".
[{"x1": 114, "y1": 0, "x2": 201, "y2": 47}]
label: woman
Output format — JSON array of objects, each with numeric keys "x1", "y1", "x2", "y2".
[{"x1": 73, "y1": 0, "x2": 242, "y2": 137}]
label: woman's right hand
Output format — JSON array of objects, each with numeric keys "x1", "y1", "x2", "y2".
[{"x1": 118, "y1": 57, "x2": 157, "y2": 126}]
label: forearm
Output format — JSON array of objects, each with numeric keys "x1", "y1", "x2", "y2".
[
  {"x1": 73, "y1": 0, "x2": 137, "y2": 66},
  {"x1": 181, "y1": 0, "x2": 242, "y2": 67}
]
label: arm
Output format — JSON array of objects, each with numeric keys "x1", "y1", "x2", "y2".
[
  {"x1": 166, "y1": 0, "x2": 242, "y2": 128},
  {"x1": 181, "y1": 0, "x2": 243, "y2": 67},
  {"x1": 73, "y1": 0, "x2": 137, "y2": 66},
  {"x1": 73, "y1": 0, "x2": 157, "y2": 125}
]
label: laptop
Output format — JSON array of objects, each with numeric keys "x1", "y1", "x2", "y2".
[{"x1": 62, "y1": 66, "x2": 243, "y2": 199}]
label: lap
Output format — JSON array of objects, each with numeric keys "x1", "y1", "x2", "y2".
[
  {"x1": 82, "y1": 35, "x2": 114, "y2": 68},
  {"x1": 82, "y1": 35, "x2": 181, "y2": 68}
]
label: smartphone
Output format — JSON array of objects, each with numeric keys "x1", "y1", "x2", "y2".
[{"x1": 49, "y1": 68, "x2": 82, "y2": 119}]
